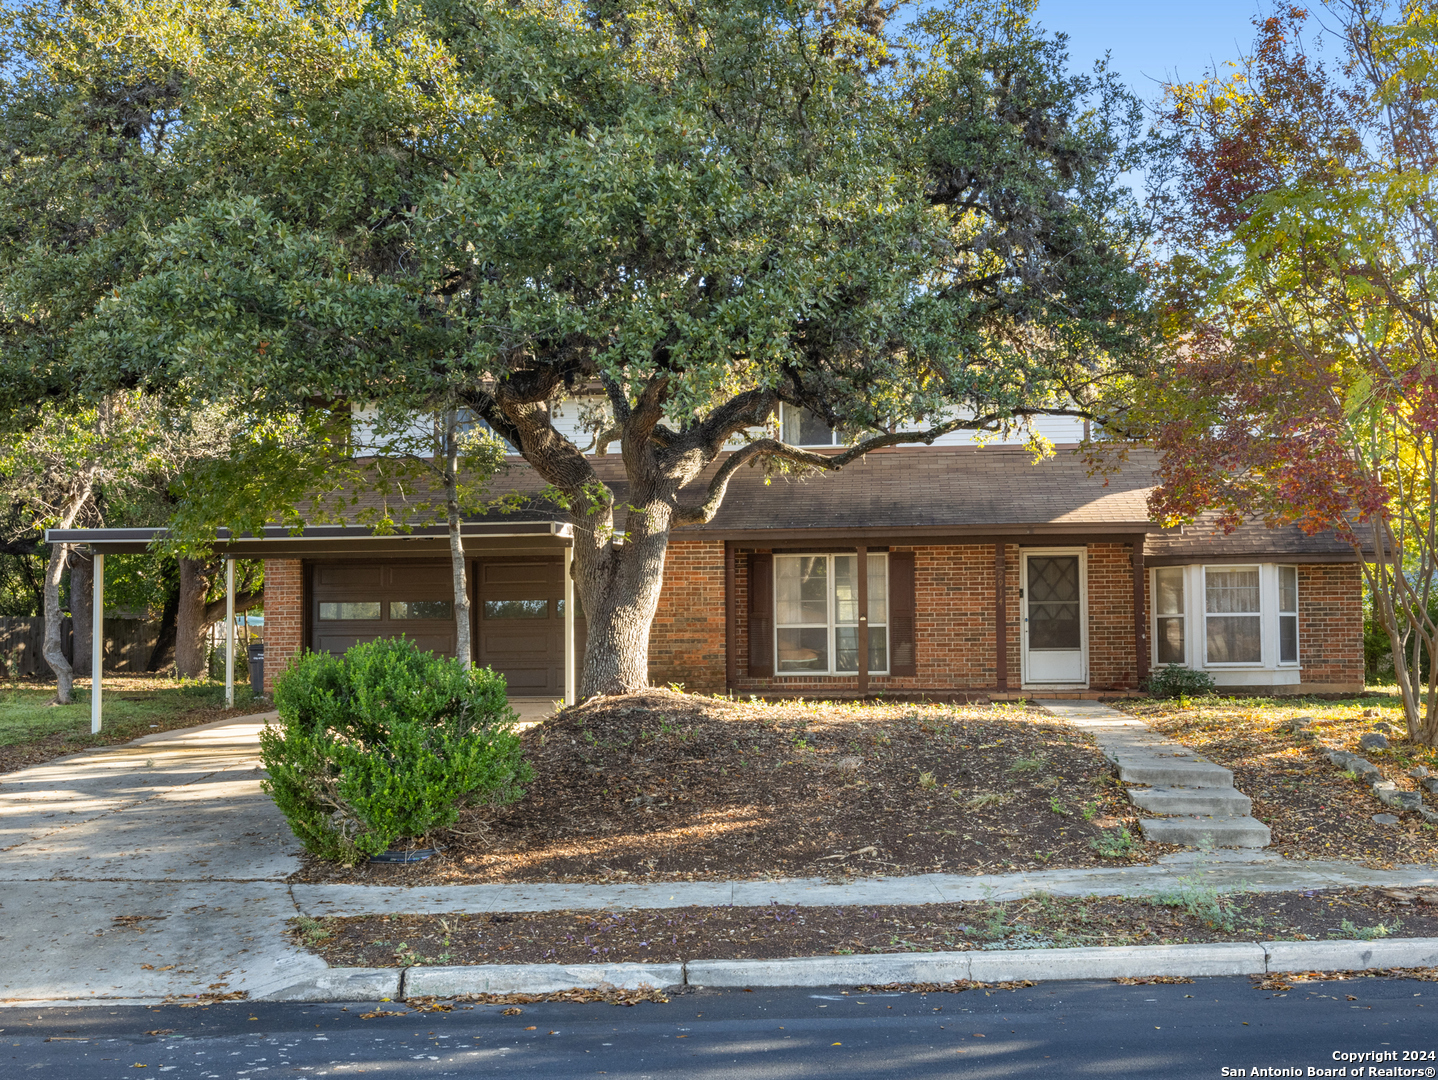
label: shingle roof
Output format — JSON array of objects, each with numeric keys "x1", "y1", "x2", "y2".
[
  {"x1": 335, "y1": 445, "x2": 1356, "y2": 558},
  {"x1": 1142, "y1": 510, "x2": 1356, "y2": 563}
]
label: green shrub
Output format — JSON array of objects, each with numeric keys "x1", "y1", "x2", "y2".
[
  {"x1": 1143, "y1": 664, "x2": 1216, "y2": 700},
  {"x1": 261, "y1": 638, "x2": 532, "y2": 865},
  {"x1": 1089, "y1": 826, "x2": 1138, "y2": 857}
]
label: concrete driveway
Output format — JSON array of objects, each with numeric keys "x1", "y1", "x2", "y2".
[
  {"x1": 0, "y1": 714, "x2": 324, "y2": 1005},
  {"x1": 0, "y1": 695, "x2": 557, "y2": 1007}
]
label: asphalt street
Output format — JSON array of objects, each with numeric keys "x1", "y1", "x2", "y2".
[{"x1": 4, "y1": 975, "x2": 1436, "y2": 1079}]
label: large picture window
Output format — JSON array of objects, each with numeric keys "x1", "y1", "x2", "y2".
[
  {"x1": 1205, "y1": 566, "x2": 1262, "y2": 664},
  {"x1": 775, "y1": 553, "x2": 888, "y2": 674}
]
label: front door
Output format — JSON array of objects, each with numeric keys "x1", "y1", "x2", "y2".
[{"x1": 1022, "y1": 551, "x2": 1086, "y2": 685}]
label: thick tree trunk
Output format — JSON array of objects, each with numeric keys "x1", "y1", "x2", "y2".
[
  {"x1": 174, "y1": 558, "x2": 214, "y2": 679},
  {"x1": 42, "y1": 543, "x2": 75, "y2": 703},
  {"x1": 70, "y1": 549, "x2": 92, "y2": 680},
  {"x1": 574, "y1": 498, "x2": 674, "y2": 698}
]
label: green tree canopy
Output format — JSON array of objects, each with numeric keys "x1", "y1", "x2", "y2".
[{"x1": 4, "y1": 0, "x2": 1160, "y2": 695}]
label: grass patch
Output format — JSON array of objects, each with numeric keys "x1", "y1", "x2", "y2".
[{"x1": 0, "y1": 677, "x2": 267, "y2": 773}]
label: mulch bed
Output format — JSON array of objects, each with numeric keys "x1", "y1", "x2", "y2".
[
  {"x1": 296, "y1": 886, "x2": 1438, "y2": 967},
  {"x1": 1118, "y1": 697, "x2": 1438, "y2": 867},
  {"x1": 290, "y1": 691, "x2": 1155, "y2": 886}
]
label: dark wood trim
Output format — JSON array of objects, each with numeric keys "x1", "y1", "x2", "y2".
[
  {"x1": 730, "y1": 529, "x2": 1144, "y2": 549},
  {"x1": 888, "y1": 551, "x2": 917, "y2": 677},
  {"x1": 469, "y1": 558, "x2": 480, "y2": 665},
  {"x1": 856, "y1": 544, "x2": 869, "y2": 696},
  {"x1": 767, "y1": 545, "x2": 892, "y2": 555},
  {"x1": 1132, "y1": 543, "x2": 1149, "y2": 686},
  {"x1": 715, "y1": 527, "x2": 1162, "y2": 545},
  {"x1": 301, "y1": 560, "x2": 313, "y2": 654},
  {"x1": 724, "y1": 542, "x2": 736, "y2": 693},
  {"x1": 1144, "y1": 552, "x2": 1359, "y2": 566},
  {"x1": 995, "y1": 543, "x2": 1008, "y2": 691}
]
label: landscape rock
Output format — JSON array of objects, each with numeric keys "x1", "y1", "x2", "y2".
[
  {"x1": 1421, "y1": 807, "x2": 1438, "y2": 825},
  {"x1": 1373, "y1": 784, "x2": 1422, "y2": 811},
  {"x1": 1350, "y1": 759, "x2": 1382, "y2": 781},
  {"x1": 1408, "y1": 766, "x2": 1430, "y2": 779},
  {"x1": 1359, "y1": 732, "x2": 1391, "y2": 751},
  {"x1": 1423, "y1": 778, "x2": 1438, "y2": 795},
  {"x1": 1373, "y1": 813, "x2": 1401, "y2": 825}
]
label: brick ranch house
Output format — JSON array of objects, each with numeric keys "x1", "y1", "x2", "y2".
[{"x1": 54, "y1": 440, "x2": 1365, "y2": 703}]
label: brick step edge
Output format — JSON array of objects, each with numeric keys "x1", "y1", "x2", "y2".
[{"x1": 255, "y1": 940, "x2": 1438, "y2": 1001}]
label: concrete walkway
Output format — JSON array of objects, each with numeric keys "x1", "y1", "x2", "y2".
[
  {"x1": 3, "y1": 707, "x2": 1436, "y2": 1006},
  {"x1": 1037, "y1": 699, "x2": 1272, "y2": 847}
]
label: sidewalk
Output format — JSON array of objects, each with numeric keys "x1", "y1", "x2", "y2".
[{"x1": 3, "y1": 709, "x2": 1437, "y2": 1006}]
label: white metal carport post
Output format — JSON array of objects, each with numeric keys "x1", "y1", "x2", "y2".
[
  {"x1": 224, "y1": 558, "x2": 235, "y2": 708},
  {"x1": 563, "y1": 544, "x2": 575, "y2": 706},
  {"x1": 90, "y1": 551, "x2": 104, "y2": 735}
]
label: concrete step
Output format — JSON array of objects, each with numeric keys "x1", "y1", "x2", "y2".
[
  {"x1": 1139, "y1": 815, "x2": 1271, "y2": 848},
  {"x1": 1115, "y1": 758, "x2": 1234, "y2": 788},
  {"x1": 1128, "y1": 785, "x2": 1252, "y2": 816}
]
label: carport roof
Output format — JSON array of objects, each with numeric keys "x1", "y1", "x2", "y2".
[{"x1": 45, "y1": 519, "x2": 574, "y2": 556}]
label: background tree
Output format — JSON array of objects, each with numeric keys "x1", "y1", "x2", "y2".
[
  {"x1": 1146, "y1": 1, "x2": 1438, "y2": 743},
  {"x1": 17, "y1": 0, "x2": 1159, "y2": 697}
]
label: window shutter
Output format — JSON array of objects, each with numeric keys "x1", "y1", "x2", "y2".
[
  {"x1": 746, "y1": 553, "x2": 774, "y2": 678},
  {"x1": 889, "y1": 550, "x2": 917, "y2": 676}
]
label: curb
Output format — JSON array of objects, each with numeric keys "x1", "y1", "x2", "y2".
[{"x1": 258, "y1": 938, "x2": 1438, "y2": 1001}]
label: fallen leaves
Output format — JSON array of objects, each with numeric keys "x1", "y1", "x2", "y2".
[
  {"x1": 448, "y1": 984, "x2": 670, "y2": 1007},
  {"x1": 1113, "y1": 976, "x2": 1195, "y2": 985},
  {"x1": 292, "y1": 692, "x2": 1144, "y2": 887}
]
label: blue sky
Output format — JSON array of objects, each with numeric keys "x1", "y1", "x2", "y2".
[{"x1": 1035, "y1": 0, "x2": 1273, "y2": 103}]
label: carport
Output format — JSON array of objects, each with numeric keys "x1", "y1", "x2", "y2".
[{"x1": 43, "y1": 520, "x2": 578, "y2": 731}]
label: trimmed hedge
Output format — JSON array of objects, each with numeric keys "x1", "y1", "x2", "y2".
[{"x1": 261, "y1": 638, "x2": 531, "y2": 865}]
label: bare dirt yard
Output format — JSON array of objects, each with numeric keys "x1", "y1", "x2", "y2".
[
  {"x1": 291, "y1": 691, "x2": 1155, "y2": 886},
  {"x1": 296, "y1": 885, "x2": 1438, "y2": 967},
  {"x1": 1117, "y1": 691, "x2": 1438, "y2": 868}
]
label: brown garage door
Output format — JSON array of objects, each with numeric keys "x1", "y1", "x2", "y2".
[
  {"x1": 311, "y1": 561, "x2": 458, "y2": 658},
  {"x1": 476, "y1": 557, "x2": 584, "y2": 696}
]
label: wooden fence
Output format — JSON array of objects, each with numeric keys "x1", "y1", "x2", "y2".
[{"x1": 0, "y1": 616, "x2": 161, "y2": 678}]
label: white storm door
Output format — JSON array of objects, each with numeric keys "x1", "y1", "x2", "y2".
[{"x1": 1022, "y1": 551, "x2": 1087, "y2": 684}]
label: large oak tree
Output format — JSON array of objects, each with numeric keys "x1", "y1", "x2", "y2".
[{"x1": 12, "y1": 0, "x2": 1158, "y2": 696}]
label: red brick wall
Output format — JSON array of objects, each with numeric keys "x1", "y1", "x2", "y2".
[
  {"x1": 730, "y1": 542, "x2": 1141, "y2": 694},
  {"x1": 646, "y1": 539, "x2": 727, "y2": 693},
  {"x1": 262, "y1": 559, "x2": 304, "y2": 695},
  {"x1": 1299, "y1": 563, "x2": 1364, "y2": 691},
  {"x1": 1085, "y1": 543, "x2": 1139, "y2": 691}
]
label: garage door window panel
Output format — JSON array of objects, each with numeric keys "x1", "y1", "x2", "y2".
[{"x1": 319, "y1": 601, "x2": 382, "y2": 621}]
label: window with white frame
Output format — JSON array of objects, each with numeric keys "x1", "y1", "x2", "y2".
[
  {"x1": 1278, "y1": 565, "x2": 1299, "y2": 664},
  {"x1": 1153, "y1": 567, "x2": 1186, "y2": 664},
  {"x1": 779, "y1": 404, "x2": 839, "y2": 447},
  {"x1": 775, "y1": 553, "x2": 888, "y2": 674},
  {"x1": 1205, "y1": 566, "x2": 1262, "y2": 664}
]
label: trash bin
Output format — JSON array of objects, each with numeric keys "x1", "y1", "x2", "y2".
[{"x1": 248, "y1": 642, "x2": 265, "y2": 697}]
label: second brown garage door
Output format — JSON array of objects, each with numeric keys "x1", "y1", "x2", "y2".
[{"x1": 476, "y1": 557, "x2": 584, "y2": 696}]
